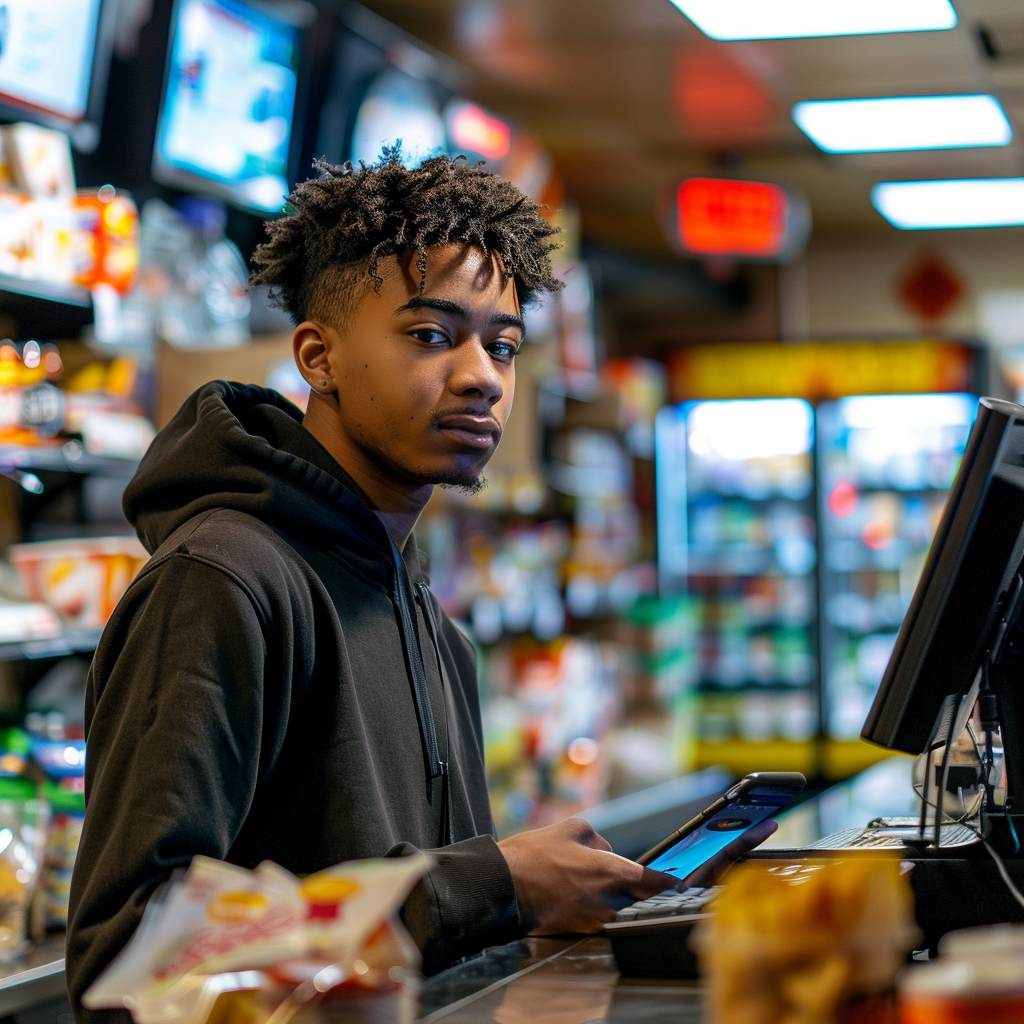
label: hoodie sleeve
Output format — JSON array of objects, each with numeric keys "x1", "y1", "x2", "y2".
[
  {"x1": 386, "y1": 834, "x2": 520, "y2": 973},
  {"x1": 67, "y1": 553, "x2": 270, "y2": 1024}
]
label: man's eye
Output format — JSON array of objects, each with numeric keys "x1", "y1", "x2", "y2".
[
  {"x1": 411, "y1": 329, "x2": 450, "y2": 346},
  {"x1": 489, "y1": 341, "x2": 521, "y2": 360}
]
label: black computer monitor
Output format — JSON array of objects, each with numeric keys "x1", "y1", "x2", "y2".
[
  {"x1": 0, "y1": 0, "x2": 116, "y2": 152},
  {"x1": 152, "y1": 0, "x2": 310, "y2": 214},
  {"x1": 863, "y1": 397, "x2": 1024, "y2": 769}
]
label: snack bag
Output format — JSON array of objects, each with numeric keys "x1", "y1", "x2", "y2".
[
  {"x1": 696, "y1": 856, "x2": 918, "y2": 1024},
  {"x1": 83, "y1": 853, "x2": 432, "y2": 1024}
]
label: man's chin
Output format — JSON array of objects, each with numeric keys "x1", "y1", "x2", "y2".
[{"x1": 436, "y1": 472, "x2": 486, "y2": 496}]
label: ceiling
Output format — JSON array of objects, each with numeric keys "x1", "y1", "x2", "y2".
[{"x1": 352, "y1": 0, "x2": 1024, "y2": 255}]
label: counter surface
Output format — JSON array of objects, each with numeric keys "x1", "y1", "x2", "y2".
[
  {"x1": 0, "y1": 757, "x2": 920, "y2": 1023},
  {"x1": 420, "y1": 936, "x2": 700, "y2": 1024}
]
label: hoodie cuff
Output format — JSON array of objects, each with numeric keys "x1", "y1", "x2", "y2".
[{"x1": 387, "y1": 834, "x2": 520, "y2": 974}]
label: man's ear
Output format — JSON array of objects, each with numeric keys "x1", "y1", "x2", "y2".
[{"x1": 293, "y1": 321, "x2": 337, "y2": 396}]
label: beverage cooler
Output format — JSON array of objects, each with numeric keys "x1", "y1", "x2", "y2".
[
  {"x1": 657, "y1": 340, "x2": 979, "y2": 778},
  {"x1": 656, "y1": 399, "x2": 819, "y2": 776},
  {"x1": 816, "y1": 393, "x2": 976, "y2": 774}
]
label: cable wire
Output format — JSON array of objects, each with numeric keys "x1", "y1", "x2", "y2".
[{"x1": 913, "y1": 775, "x2": 1024, "y2": 914}]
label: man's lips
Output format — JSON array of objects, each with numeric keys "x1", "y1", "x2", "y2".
[{"x1": 434, "y1": 413, "x2": 500, "y2": 450}]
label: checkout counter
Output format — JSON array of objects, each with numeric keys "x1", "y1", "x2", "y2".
[{"x1": 0, "y1": 758, "x2": 921, "y2": 1024}]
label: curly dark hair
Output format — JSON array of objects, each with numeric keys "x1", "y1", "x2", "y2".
[{"x1": 250, "y1": 148, "x2": 563, "y2": 327}]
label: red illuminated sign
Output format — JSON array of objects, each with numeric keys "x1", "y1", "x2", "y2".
[{"x1": 677, "y1": 177, "x2": 789, "y2": 258}]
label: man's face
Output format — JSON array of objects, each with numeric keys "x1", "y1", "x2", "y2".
[{"x1": 305, "y1": 244, "x2": 521, "y2": 491}]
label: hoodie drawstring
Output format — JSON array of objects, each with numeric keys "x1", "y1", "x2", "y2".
[{"x1": 415, "y1": 581, "x2": 454, "y2": 849}]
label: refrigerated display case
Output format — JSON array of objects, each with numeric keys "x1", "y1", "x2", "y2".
[
  {"x1": 655, "y1": 399, "x2": 819, "y2": 775},
  {"x1": 816, "y1": 393, "x2": 977, "y2": 775}
]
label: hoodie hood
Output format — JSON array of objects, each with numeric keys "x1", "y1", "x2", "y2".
[{"x1": 125, "y1": 381, "x2": 396, "y2": 565}]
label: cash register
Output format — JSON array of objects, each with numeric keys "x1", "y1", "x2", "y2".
[{"x1": 609, "y1": 396, "x2": 1024, "y2": 976}]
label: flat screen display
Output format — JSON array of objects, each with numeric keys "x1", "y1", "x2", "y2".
[
  {"x1": 154, "y1": 0, "x2": 300, "y2": 213},
  {"x1": 0, "y1": 0, "x2": 103, "y2": 122}
]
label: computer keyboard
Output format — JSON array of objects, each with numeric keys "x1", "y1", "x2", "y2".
[
  {"x1": 804, "y1": 819, "x2": 979, "y2": 850},
  {"x1": 605, "y1": 887, "x2": 716, "y2": 977},
  {"x1": 605, "y1": 886, "x2": 717, "y2": 929}
]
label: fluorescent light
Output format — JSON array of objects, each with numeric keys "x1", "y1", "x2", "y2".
[
  {"x1": 793, "y1": 96, "x2": 1011, "y2": 153},
  {"x1": 668, "y1": 0, "x2": 957, "y2": 40},
  {"x1": 873, "y1": 179, "x2": 1024, "y2": 229}
]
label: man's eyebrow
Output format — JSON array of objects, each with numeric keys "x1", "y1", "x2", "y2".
[
  {"x1": 394, "y1": 297, "x2": 525, "y2": 334},
  {"x1": 490, "y1": 312, "x2": 526, "y2": 334},
  {"x1": 393, "y1": 296, "x2": 469, "y2": 319}
]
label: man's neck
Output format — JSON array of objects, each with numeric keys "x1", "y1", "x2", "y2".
[{"x1": 302, "y1": 393, "x2": 432, "y2": 551}]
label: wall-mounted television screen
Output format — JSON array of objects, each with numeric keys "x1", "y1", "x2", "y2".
[
  {"x1": 153, "y1": 0, "x2": 303, "y2": 214},
  {"x1": 0, "y1": 0, "x2": 114, "y2": 151}
]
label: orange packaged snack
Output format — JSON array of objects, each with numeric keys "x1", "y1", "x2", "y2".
[{"x1": 83, "y1": 853, "x2": 432, "y2": 1024}]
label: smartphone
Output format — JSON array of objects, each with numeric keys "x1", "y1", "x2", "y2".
[{"x1": 637, "y1": 772, "x2": 806, "y2": 879}]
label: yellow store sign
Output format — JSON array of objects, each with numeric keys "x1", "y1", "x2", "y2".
[{"x1": 668, "y1": 341, "x2": 974, "y2": 402}]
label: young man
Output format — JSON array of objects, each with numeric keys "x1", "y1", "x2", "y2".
[{"x1": 67, "y1": 153, "x2": 768, "y2": 1021}]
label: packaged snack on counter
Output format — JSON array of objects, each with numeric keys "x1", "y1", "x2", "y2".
[
  {"x1": 84, "y1": 852, "x2": 432, "y2": 1024},
  {"x1": 697, "y1": 856, "x2": 917, "y2": 1024}
]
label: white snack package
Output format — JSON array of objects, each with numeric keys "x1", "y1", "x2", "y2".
[{"x1": 83, "y1": 853, "x2": 432, "y2": 1024}]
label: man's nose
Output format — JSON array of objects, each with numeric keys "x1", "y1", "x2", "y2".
[{"x1": 449, "y1": 340, "x2": 504, "y2": 405}]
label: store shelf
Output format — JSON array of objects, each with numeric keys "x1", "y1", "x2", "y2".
[
  {"x1": 0, "y1": 628, "x2": 102, "y2": 662},
  {"x1": 0, "y1": 274, "x2": 91, "y2": 307},
  {"x1": 0, "y1": 444, "x2": 138, "y2": 475}
]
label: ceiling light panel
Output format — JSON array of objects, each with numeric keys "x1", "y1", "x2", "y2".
[
  {"x1": 872, "y1": 179, "x2": 1024, "y2": 229},
  {"x1": 668, "y1": 0, "x2": 958, "y2": 41},
  {"x1": 793, "y1": 95, "x2": 1012, "y2": 153}
]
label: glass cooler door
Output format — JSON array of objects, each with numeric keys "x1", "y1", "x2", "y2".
[
  {"x1": 656, "y1": 399, "x2": 818, "y2": 773},
  {"x1": 816, "y1": 393, "x2": 977, "y2": 749}
]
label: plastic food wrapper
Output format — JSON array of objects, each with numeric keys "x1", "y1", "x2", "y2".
[
  {"x1": 83, "y1": 853, "x2": 432, "y2": 1024},
  {"x1": 9, "y1": 537, "x2": 149, "y2": 629},
  {"x1": 696, "y1": 856, "x2": 918, "y2": 1024}
]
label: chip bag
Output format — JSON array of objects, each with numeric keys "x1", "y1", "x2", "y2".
[
  {"x1": 83, "y1": 853, "x2": 432, "y2": 1024},
  {"x1": 696, "y1": 856, "x2": 918, "y2": 1024}
]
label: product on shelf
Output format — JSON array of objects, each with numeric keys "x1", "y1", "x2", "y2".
[
  {"x1": 136, "y1": 197, "x2": 251, "y2": 350},
  {"x1": 0, "y1": 604, "x2": 63, "y2": 645},
  {"x1": 9, "y1": 537, "x2": 149, "y2": 630},
  {"x1": 0, "y1": 795, "x2": 48, "y2": 958},
  {"x1": 37, "y1": 780, "x2": 84, "y2": 931},
  {"x1": 3, "y1": 124, "x2": 76, "y2": 200},
  {"x1": 0, "y1": 341, "x2": 66, "y2": 445},
  {"x1": 482, "y1": 636, "x2": 621, "y2": 833},
  {"x1": 64, "y1": 355, "x2": 155, "y2": 459}
]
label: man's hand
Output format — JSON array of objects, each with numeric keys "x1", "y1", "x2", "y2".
[
  {"x1": 497, "y1": 817, "x2": 680, "y2": 935},
  {"x1": 497, "y1": 815, "x2": 780, "y2": 936}
]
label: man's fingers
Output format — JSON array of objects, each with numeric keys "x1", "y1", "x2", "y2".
[
  {"x1": 623, "y1": 864, "x2": 683, "y2": 899},
  {"x1": 682, "y1": 819, "x2": 779, "y2": 889}
]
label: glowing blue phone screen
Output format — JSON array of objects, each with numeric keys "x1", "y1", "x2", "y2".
[{"x1": 646, "y1": 791, "x2": 792, "y2": 881}]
